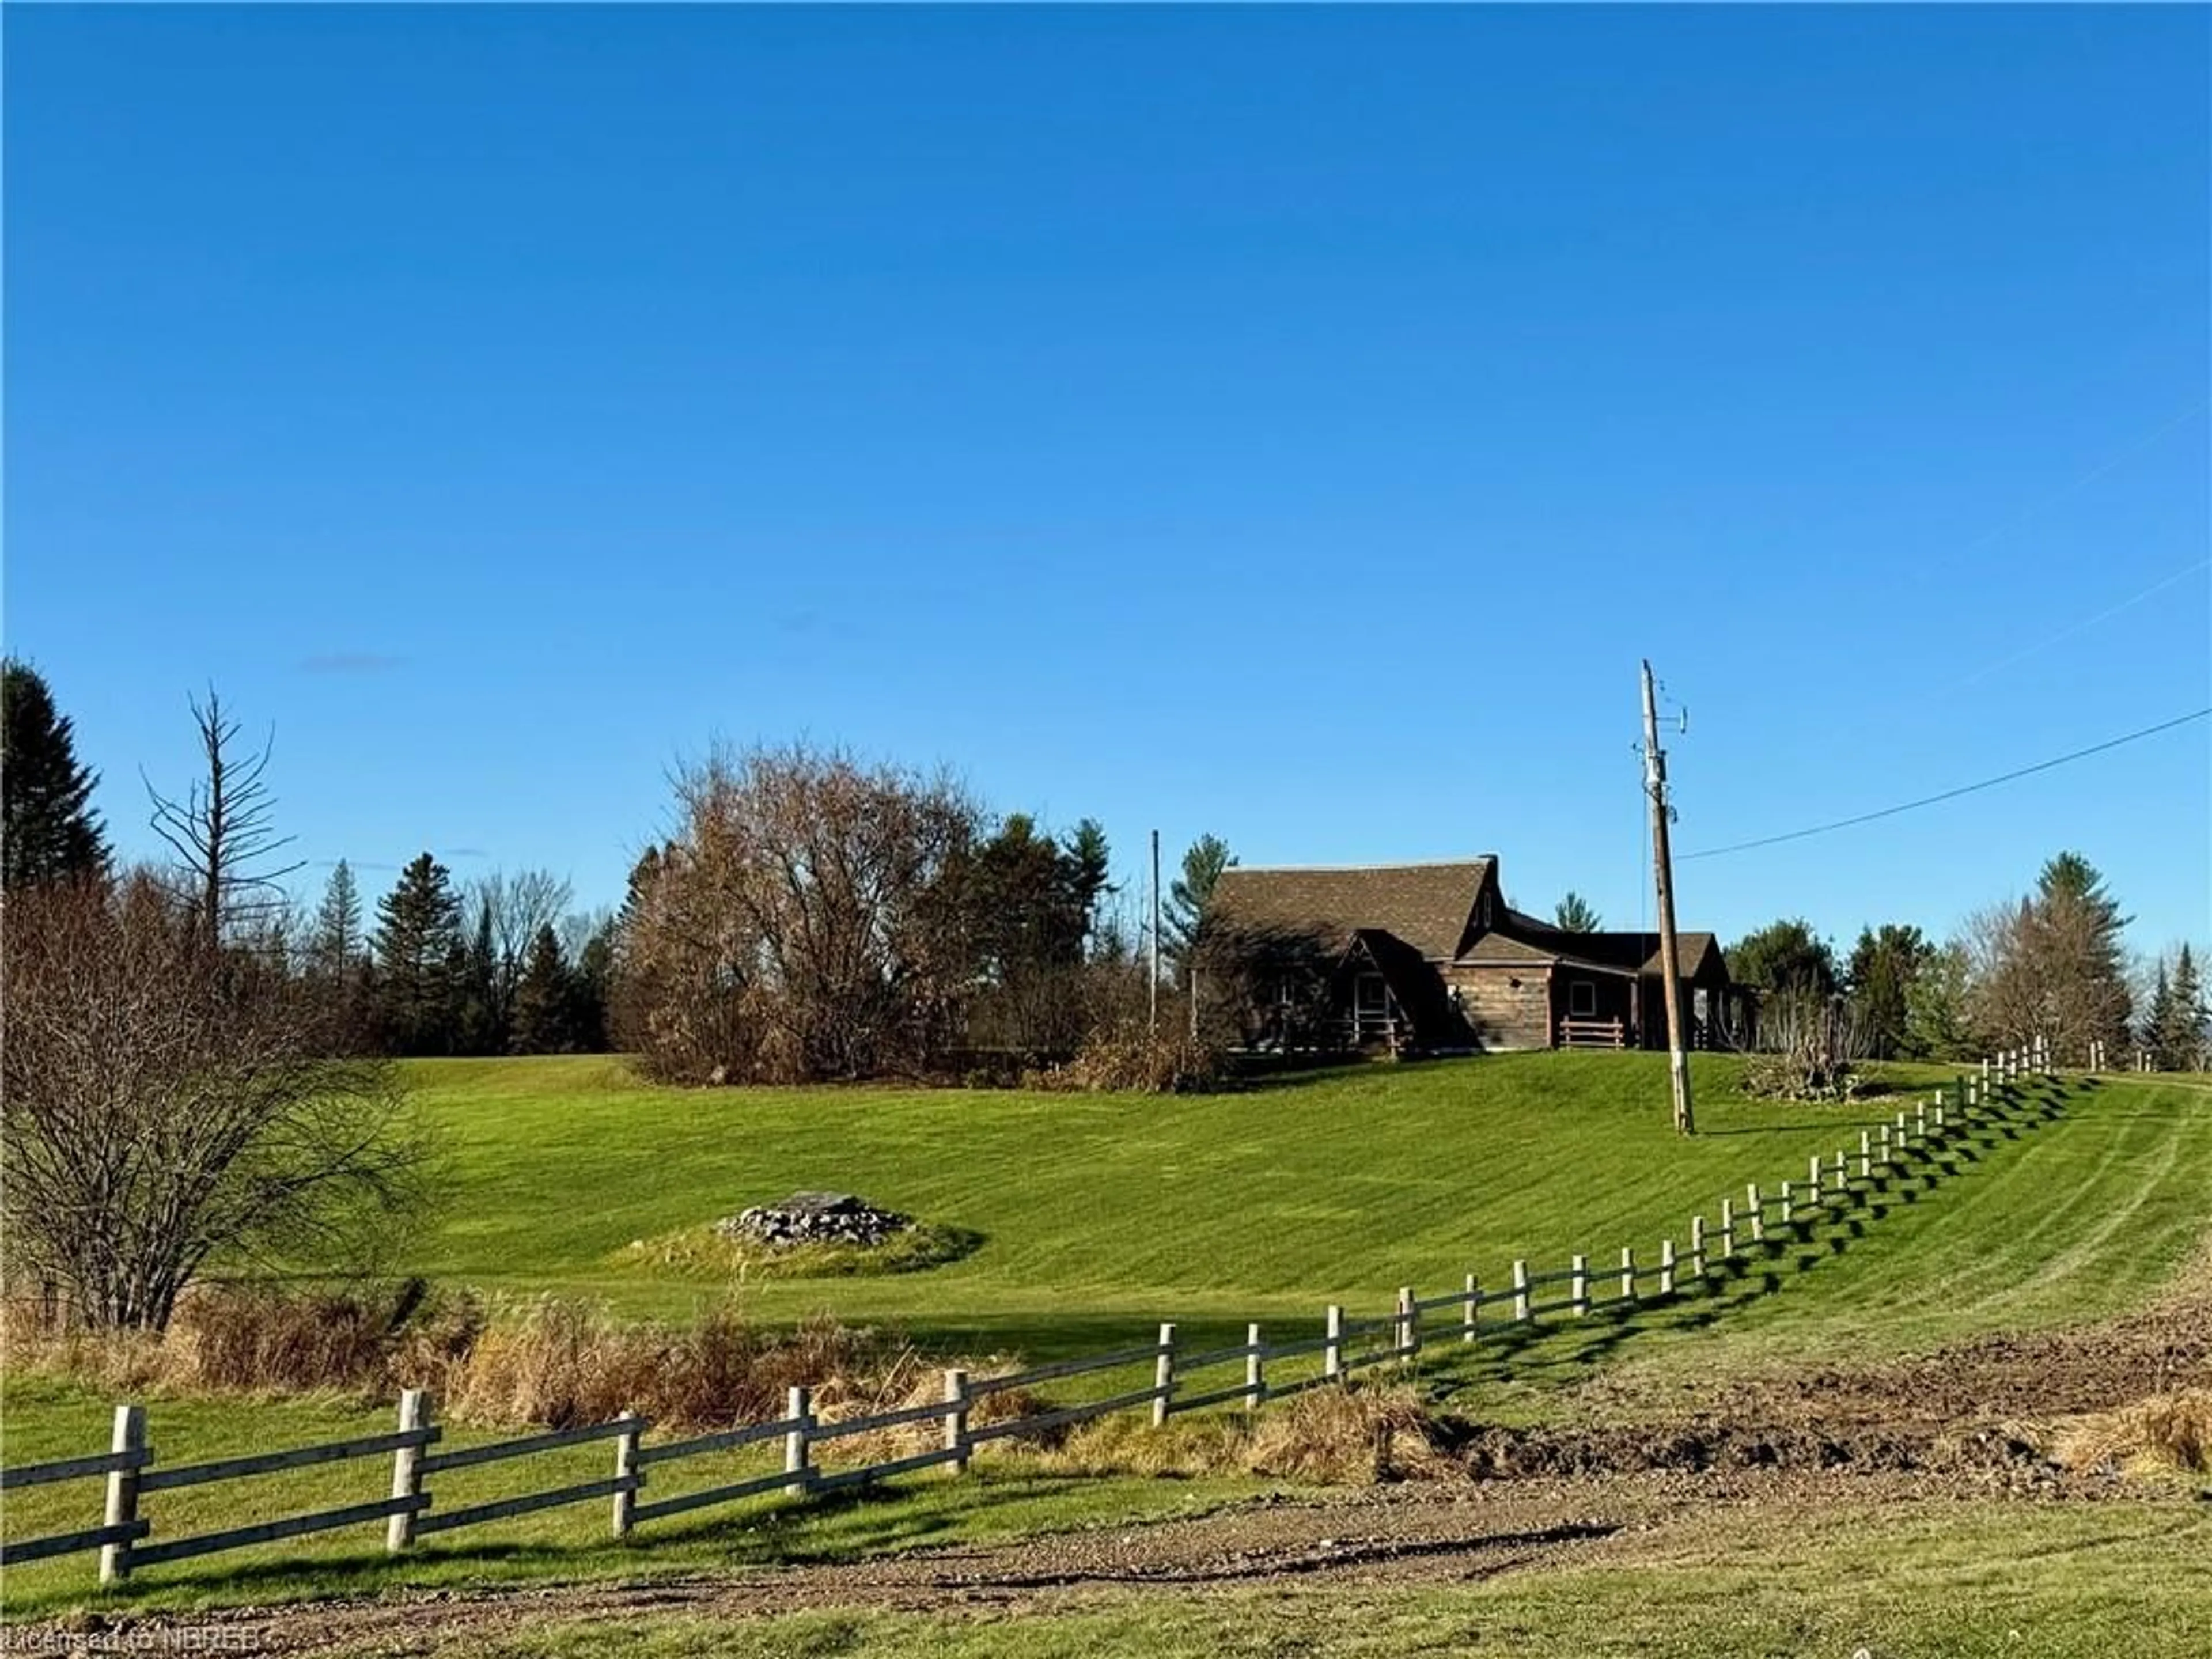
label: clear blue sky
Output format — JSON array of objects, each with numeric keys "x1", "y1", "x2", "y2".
[{"x1": 6, "y1": 6, "x2": 2208, "y2": 960}]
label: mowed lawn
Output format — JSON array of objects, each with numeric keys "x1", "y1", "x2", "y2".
[{"x1": 395, "y1": 1054, "x2": 2209, "y2": 1361}]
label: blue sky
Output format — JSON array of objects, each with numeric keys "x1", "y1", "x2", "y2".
[{"x1": 6, "y1": 6, "x2": 2207, "y2": 959}]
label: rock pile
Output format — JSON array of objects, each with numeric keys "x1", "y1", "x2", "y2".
[{"x1": 717, "y1": 1191, "x2": 913, "y2": 1250}]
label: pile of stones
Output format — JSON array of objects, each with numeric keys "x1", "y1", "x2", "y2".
[{"x1": 717, "y1": 1191, "x2": 913, "y2": 1250}]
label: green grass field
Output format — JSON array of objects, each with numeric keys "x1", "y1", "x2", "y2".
[
  {"x1": 390, "y1": 1052, "x2": 2200, "y2": 1357},
  {"x1": 4, "y1": 1054, "x2": 2207, "y2": 1621}
]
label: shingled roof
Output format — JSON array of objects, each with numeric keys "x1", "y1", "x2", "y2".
[
  {"x1": 1210, "y1": 859, "x2": 1492, "y2": 961},
  {"x1": 1491, "y1": 911, "x2": 1725, "y2": 978}
]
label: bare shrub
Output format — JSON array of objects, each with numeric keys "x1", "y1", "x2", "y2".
[
  {"x1": 1, "y1": 871, "x2": 436, "y2": 1331},
  {"x1": 1741, "y1": 992, "x2": 1870, "y2": 1101},
  {"x1": 1024, "y1": 1022, "x2": 1229, "y2": 1093}
]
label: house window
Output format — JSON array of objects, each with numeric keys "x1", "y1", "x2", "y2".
[{"x1": 1569, "y1": 980, "x2": 1597, "y2": 1017}]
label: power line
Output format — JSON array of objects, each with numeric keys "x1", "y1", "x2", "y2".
[
  {"x1": 1948, "y1": 556, "x2": 2211, "y2": 692},
  {"x1": 1680, "y1": 707, "x2": 2212, "y2": 862}
]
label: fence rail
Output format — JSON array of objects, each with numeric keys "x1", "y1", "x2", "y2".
[{"x1": 2, "y1": 1046, "x2": 2057, "y2": 1590}]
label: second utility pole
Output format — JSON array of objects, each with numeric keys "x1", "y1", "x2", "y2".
[{"x1": 1642, "y1": 660, "x2": 1695, "y2": 1136}]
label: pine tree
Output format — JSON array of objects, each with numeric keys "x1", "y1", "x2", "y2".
[
  {"x1": 1164, "y1": 834, "x2": 1234, "y2": 969},
  {"x1": 309, "y1": 860, "x2": 370, "y2": 1050},
  {"x1": 1062, "y1": 819, "x2": 1115, "y2": 957},
  {"x1": 2, "y1": 659, "x2": 111, "y2": 888},
  {"x1": 454, "y1": 896, "x2": 504, "y2": 1055},
  {"x1": 1846, "y1": 923, "x2": 1930, "y2": 1060},
  {"x1": 1553, "y1": 892, "x2": 1601, "y2": 933},
  {"x1": 2157, "y1": 945, "x2": 2207, "y2": 1071},
  {"x1": 372, "y1": 853, "x2": 464, "y2": 1055},
  {"x1": 2028, "y1": 851, "x2": 2133, "y2": 1063},
  {"x1": 510, "y1": 924, "x2": 575, "y2": 1054}
]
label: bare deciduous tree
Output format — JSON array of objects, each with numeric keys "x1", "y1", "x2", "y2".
[
  {"x1": 467, "y1": 868, "x2": 574, "y2": 1025},
  {"x1": 145, "y1": 689, "x2": 304, "y2": 947},
  {"x1": 1, "y1": 872, "x2": 434, "y2": 1331},
  {"x1": 615, "y1": 744, "x2": 980, "y2": 1082}
]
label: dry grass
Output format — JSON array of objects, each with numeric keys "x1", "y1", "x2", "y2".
[
  {"x1": 1031, "y1": 1383, "x2": 1458, "y2": 1484},
  {"x1": 1, "y1": 1282, "x2": 942, "y2": 1434},
  {"x1": 2048, "y1": 1389, "x2": 2212, "y2": 1476}
]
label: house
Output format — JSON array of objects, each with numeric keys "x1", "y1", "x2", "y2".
[{"x1": 1207, "y1": 855, "x2": 1744, "y2": 1054}]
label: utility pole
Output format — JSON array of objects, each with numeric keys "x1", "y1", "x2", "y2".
[
  {"x1": 1642, "y1": 660, "x2": 1695, "y2": 1136},
  {"x1": 1149, "y1": 828, "x2": 1162, "y2": 1034}
]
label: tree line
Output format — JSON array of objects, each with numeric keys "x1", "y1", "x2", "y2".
[{"x1": 1724, "y1": 852, "x2": 2207, "y2": 1071}]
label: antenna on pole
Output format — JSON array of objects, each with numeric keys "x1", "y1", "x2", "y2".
[{"x1": 1642, "y1": 661, "x2": 1695, "y2": 1136}]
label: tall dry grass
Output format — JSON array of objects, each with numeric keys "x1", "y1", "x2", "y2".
[{"x1": 2049, "y1": 1390, "x2": 2212, "y2": 1476}]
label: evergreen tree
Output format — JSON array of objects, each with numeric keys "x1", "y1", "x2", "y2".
[
  {"x1": 570, "y1": 916, "x2": 616, "y2": 1051},
  {"x1": 1726, "y1": 918, "x2": 1838, "y2": 997},
  {"x1": 1062, "y1": 818, "x2": 1116, "y2": 957},
  {"x1": 2, "y1": 659, "x2": 111, "y2": 888},
  {"x1": 1903, "y1": 940, "x2": 1974, "y2": 1060},
  {"x1": 1553, "y1": 892, "x2": 1601, "y2": 933},
  {"x1": 1164, "y1": 834, "x2": 1234, "y2": 969},
  {"x1": 454, "y1": 896, "x2": 505, "y2": 1054},
  {"x1": 2028, "y1": 851, "x2": 2133, "y2": 1063},
  {"x1": 2151, "y1": 945, "x2": 2207, "y2": 1070},
  {"x1": 1846, "y1": 923, "x2": 1930, "y2": 1060},
  {"x1": 308, "y1": 859, "x2": 371, "y2": 1050},
  {"x1": 509, "y1": 924, "x2": 575, "y2": 1054},
  {"x1": 372, "y1": 854, "x2": 464, "y2": 1055}
]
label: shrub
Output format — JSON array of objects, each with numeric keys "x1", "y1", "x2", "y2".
[{"x1": 1025, "y1": 1022, "x2": 1230, "y2": 1094}]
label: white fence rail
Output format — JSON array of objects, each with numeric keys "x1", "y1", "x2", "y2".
[{"x1": 2, "y1": 1046, "x2": 2057, "y2": 1588}]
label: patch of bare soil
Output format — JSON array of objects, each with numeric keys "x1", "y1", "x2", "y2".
[{"x1": 1472, "y1": 1283, "x2": 2212, "y2": 1486}]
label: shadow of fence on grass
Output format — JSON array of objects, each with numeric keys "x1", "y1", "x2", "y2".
[{"x1": 1405, "y1": 1071, "x2": 2078, "y2": 1404}]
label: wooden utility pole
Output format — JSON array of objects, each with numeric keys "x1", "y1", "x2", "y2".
[
  {"x1": 1149, "y1": 828, "x2": 1162, "y2": 1033},
  {"x1": 1642, "y1": 660, "x2": 1695, "y2": 1135}
]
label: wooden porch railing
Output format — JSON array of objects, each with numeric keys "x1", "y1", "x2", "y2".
[{"x1": 1557, "y1": 1016, "x2": 1626, "y2": 1050}]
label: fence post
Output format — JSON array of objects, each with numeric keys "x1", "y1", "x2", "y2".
[
  {"x1": 1570, "y1": 1255, "x2": 1589, "y2": 1317},
  {"x1": 1324, "y1": 1305, "x2": 1344, "y2": 1381},
  {"x1": 612, "y1": 1410, "x2": 642, "y2": 1538},
  {"x1": 1660, "y1": 1238, "x2": 1676, "y2": 1297},
  {"x1": 1462, "y1": 1274, "x2": 1480, "y2": 1344},
  {"x1": 384, "y1": 1389, "x2": 428, "y2": 1553},
  {"x1": 1878, "y1": 1123, "x2": 1892, "y2": 1168},
  {"x1": 1748, "y1": 1184, "x2": 1765, "y2": 1244},
  {"x1": 1690, "y1": 1214, "x2": 1706, "y2": 1278},
  {"x1": 1780, "y1": 1180, "x2": 1794, "y2": 1229},
  {"x1": 1153, "y1": 1323, "x2": 1177, "y2": 1427},
  {"x1": 1396, "y1": 1287, "x2": 1419, "y2": 1363},
  {"x1": 1619, "y1": 1246, "x2": 1636, "y2": 1305},
  {"x1": 784, "y1": 1385, "x2": 813, "y2": 1498},
  {"x1": 1809, "y1": 1154, "x2": 1823, "y2": 1199},
  {"x1": 1916, "y1": 1100, "x2": 1928, "y2": 1140},
  {"x1": 1512, "y1": 1261, "x2": 1530, "y2": 1323},
  {"x1": 1982, "y1": 1054, "x2": 1991, "y2": 1085},
  {"x1": 99, "y1": 1403, "x2": 146, "y2": 1587},
  {"x1": 1245, "y1": 1323, "x2": 1264, "y2": 1411},
  {"x1": 943, "y1": 1368, "x2": 971, "y2": 1473},
  {"x1": 1719, "y1": 1198, "x2": 1736, "y2": 1258}
]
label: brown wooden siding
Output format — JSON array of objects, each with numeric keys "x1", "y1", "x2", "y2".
[{"x1": 1443, "y1": 964, "x2": 1553, "y2": 1051}]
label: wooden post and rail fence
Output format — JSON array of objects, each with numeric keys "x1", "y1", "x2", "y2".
[{"x1": 1, "y1": 1044, "x2": 2059, "y2": 1589}]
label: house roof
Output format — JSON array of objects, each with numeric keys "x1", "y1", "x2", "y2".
[
  {"x1": 1211, "y1": 859, "x2": 1493, "y2": 961},
  {"x1": 1484, "y1": 912, "x2": 1725, "y2": 979}
]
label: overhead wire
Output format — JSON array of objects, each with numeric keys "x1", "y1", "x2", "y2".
[{"x1": 1679, "y1": 707, "x2": 2211, "y2": 862}]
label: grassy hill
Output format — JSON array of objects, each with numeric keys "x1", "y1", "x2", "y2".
[
  {"x1": 389, "y1": 1054, "x2": 2207, "y2": 1364},
  {"x1": 5, "y1": 1055, "x2": 2206, "y2": 1617}
]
